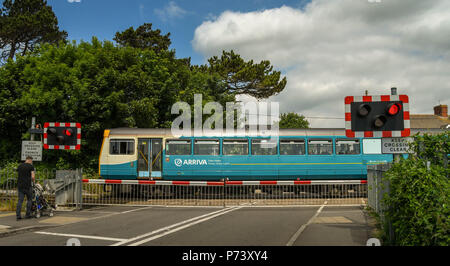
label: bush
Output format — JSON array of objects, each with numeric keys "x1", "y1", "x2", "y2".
[{"x1": 381, "y1": 132, "x2": 450, "y2": 246}]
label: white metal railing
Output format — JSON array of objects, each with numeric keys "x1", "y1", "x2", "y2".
[{"x1": 80, "y1": 179, "x2": 367, "y2": 207}]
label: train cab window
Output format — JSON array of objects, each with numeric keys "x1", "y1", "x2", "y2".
[
  {"x1": 194, "y1": 140, "x2": 220, "y2": 155},
  {"x1": 363, "y1": 139, "x2": 382, "y2": 154},
  {"x1": 252, "y1": 139, "x2": 277, "y2": 155},
  {"x1": 223, "y1": 139, "x2": 248, "y2": 155},
  {"x1": 280, "y1": 139, "x2": 305, "y2": 155},
  {"x1": 110, "y1": 139, "x2": 135, "y2": 155},
  {"x1": 336, "y1": 139, "x2": 360, "y2": 155},
  {"x1": 166, "y1": 140, "x2": 191, "y2": 155},
  {"x1": 308, "y1": 139, "x2": 333, "y2": 155}
]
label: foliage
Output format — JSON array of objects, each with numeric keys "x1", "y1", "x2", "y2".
[
  {"x1": 197, "y1": 50, "x2": 287, "y2": 99},
  {"x1": 0, "y1": 19, "x2": 287, "y2": 173},
  {"x1": 409, "y1": 131, "x2": 449, "y2": 166},
  {"x1": 0, "y1": 0, "x2": 67, "y2": 63},
  {"x1": 0, "y1": 38, "x2": 228, "y2": 170},
  {"x1": 279, "y1": 112, "x2": 309, "y2": 129},
  {"x1": 381, "y1": 132, "x2": 450, "y2": 246},
  {"x1": 114, "y1": 23, "x2": 171, "y2": 53}
]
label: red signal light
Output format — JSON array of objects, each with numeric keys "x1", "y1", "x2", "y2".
[
  {"x1": 387, "y1": 103, "x2": 401, "y2": 116},
  {"x1": 64, "y1": 129, "x2": 73, "y2": 136}
]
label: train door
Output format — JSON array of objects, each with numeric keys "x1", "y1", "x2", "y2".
[{"x1": 137, "y1": 138, "x2": 163, "y2": 179}]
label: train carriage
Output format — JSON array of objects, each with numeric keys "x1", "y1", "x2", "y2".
[{"x1": 98, "y1": 128, "x2": 417, "y2": 181}]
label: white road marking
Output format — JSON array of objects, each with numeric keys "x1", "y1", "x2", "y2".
[
  {"x1": 286, "y1": 200, "x2": 328, "y2": 246},
  {"x1": 35, "y1": 231, "x2": 126, "y2": 242},
  {"x1": 129, "y1": 206, "x2": 243, "y2": 246},
  {"x1": 120, "y1": 206, "x2": 153, "y2": 214},
  {"x1": 112, "y1": 206, "x2": 240, "y2": 246}
]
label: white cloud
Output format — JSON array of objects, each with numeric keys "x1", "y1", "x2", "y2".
[
  {"x1": 154, "y1": 1, "x2": 187, "y2": 22},
  {"x1": 193, "y1": 0, "x2": 450, "y2": 127},
  {"x1": 67, "y1": 0, "x2": 81, "y2": 3}
]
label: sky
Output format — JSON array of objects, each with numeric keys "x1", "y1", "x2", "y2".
[{"x1": 46, "y1": 1, "x2": 450, "y2": 127}]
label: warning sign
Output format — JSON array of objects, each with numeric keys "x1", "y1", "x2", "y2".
[
  {"x1": 381, "y1": 137, "x2": 413, "y2": 154},
  {"x1": 21, "y1": 141, "x2": 42, "y2": 161}
]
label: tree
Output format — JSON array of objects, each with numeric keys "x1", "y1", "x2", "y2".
[
  {"x1": 0, "y1": 0, "x2": 67, "y2": 63},
  {"x1": 203, "y1": 50, "x2": 287, "y2": 99},
  {"x1": 279, "y1": 112, "x2": 309, "y2": 129},
  {"x1": 114, "y1": 23, "x2": 171, "y2": 53},
  {"x1": 0, "y1": 38, "x2": 232, "y2": 170}
]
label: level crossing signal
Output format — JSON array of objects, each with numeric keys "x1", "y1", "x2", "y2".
[
  {"x1": 43, "y1": 122, "x2": 81, "y2": 150},
  {"x1": 344, "y1": 95, "x2": 410, "y2": 138}
]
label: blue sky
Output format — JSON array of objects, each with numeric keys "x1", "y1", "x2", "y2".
[
  {"x1": 49, "y1": 0, "x2": 310, "y2": 65},
  {"x1": 4, "y1": 0, "x2": 450, "y2": 125}
]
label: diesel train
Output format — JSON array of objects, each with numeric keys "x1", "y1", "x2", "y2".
[{"x1": 97, "y1": 128, "x2": 440, "y2": 181}]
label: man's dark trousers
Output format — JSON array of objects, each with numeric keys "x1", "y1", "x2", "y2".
[{"x1": 16, "y1": 188, "x2": 32, "y2": 218}]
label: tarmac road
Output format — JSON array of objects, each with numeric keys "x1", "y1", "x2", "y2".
[{"x1": 0, "y1": 204, "x2": 372, "y2": 246}]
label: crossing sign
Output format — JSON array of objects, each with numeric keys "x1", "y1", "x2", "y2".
[
  {"x1": 21, "y1": 141, "x2": 42, "y2": 161},
  {"x1": 381, "y1": 137, "x2": 413, "y2": 154}
]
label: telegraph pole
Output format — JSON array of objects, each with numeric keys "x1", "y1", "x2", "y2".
[{"x1": 31, "y1": 117, "x2": 36, "y2": 141}]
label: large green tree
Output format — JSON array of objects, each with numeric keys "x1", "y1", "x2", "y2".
[
  {"x1": 0, "y1": 21, "x2": 287, "y2": 171},
  {"x1": 279, "y1": 112, "x2": 309, "y2": 129},
  {"x1": 199, "y1": 50, "x2": 287, "y2": 99},
  {"x1": 0, "y1": 0, "x2": 67, "y2": 63},
  {"x1": 0, "y1": 38, "x2": 230, "y2": 170},
  {"x1": 114, "y1": 23, "x2": 171, "y2": 53}
]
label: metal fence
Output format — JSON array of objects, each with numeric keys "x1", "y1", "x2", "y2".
[
  {"x1": 80, "y1": 179, "x2": 367, "y2": 207},
  {"x1": 367, "y1": 163, "x2": 392, "y2": 214},
  {"x1": 1, "y1": 167, "x2": 368, "y2": 209},
  {"x1": 0, "y1": 168, "x2": 57, "y2": 211}
]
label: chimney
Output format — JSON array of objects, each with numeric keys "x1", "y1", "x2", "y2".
[{"x1": 434, "y1": 104, "x2": 448, "y2": 117}]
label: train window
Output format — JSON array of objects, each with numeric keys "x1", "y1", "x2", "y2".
[
  {"x1": 194, "y1": 140, "x2": 220, "y2": 155},
  {"x1": 280, "y1": 139, "x2": 305, "y2": 155},
  {"x1": 308, "y1": 139, "x2": 333, "y2": 155},
  {"x1": 363, "y1": 139, "x2": 382, "y2": 154},
  {"x1": 223, "y1": 139, "x2": 248, "y2": 155},
  {"x1": 166, "y1": 140, "x2": 191, "y2": 155},
  {"x1": 336, "y1": 139, "x2": 360, "y2": 155},
  {"x1": 110, "y1": 139, "x2": 134, "y2": 155},
  {"x1": 252, "y1": 139, "x2": 277, "y2": 155}
]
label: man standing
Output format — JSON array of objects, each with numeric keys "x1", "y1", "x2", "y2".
[{"x1": 16, "y1": 156, "x2": 35, "y2": 220}]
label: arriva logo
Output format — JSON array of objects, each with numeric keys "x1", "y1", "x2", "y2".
[
  {"x1": 174, "y1": 159, "x2": 207, "y2": 167},
  {"x1": 174, "y1": 159, "x2": 182, "y2": 167}
]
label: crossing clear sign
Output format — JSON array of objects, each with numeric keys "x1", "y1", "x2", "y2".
[
  {"x1": 21, "y1": 141, "x2": 43, "y2": 161},
  {"x1": 381, "y1": 137, "x2": 413, "y2": 154}
]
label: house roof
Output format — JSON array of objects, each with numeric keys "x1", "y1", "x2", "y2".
[{"x1": 410, "y1": 114, "x2": 450, "y2": 129}]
